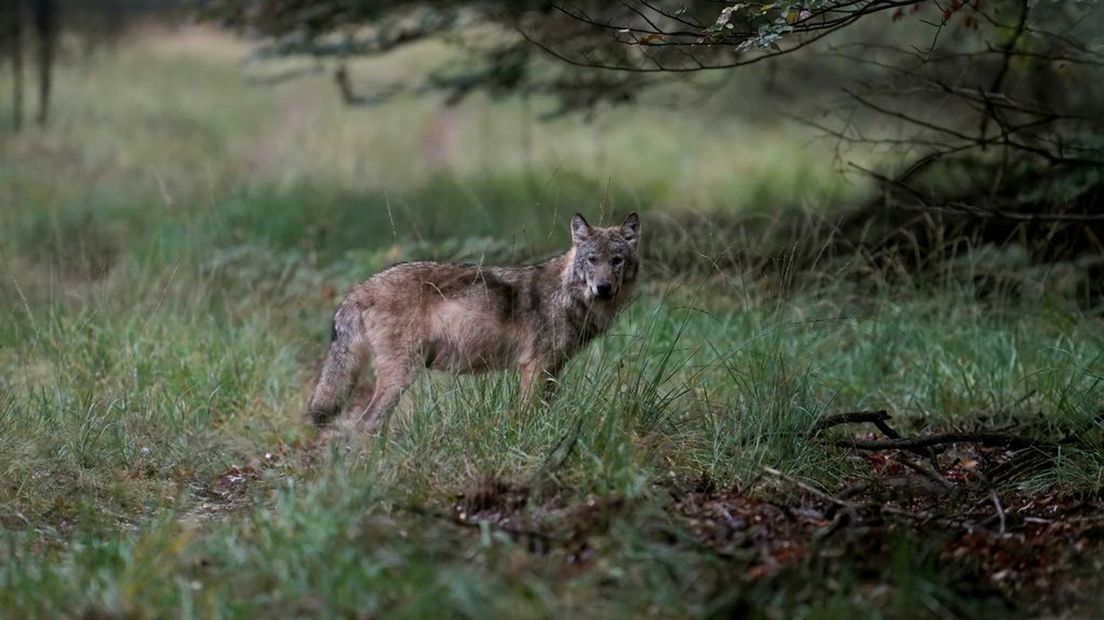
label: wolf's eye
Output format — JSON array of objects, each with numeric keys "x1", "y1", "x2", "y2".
[
  {"x1": 587, "y1": 255, "x2": 597, "y2": 264},
  {"x1": 612, "y1": 256, "x2": 624, "y2": 266}
]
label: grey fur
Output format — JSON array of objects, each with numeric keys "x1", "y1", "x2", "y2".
[{"x1": 307, "y1": 212, "x2": 641, "y2": 431}]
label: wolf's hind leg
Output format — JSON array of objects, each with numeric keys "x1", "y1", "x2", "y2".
[{"x1": 357, "y1": 354, "x2": 418, "y2": 432}]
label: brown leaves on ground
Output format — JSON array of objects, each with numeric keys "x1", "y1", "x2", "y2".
[
  {"x1": 431, "y1": 439, "x2": 1103, "y2": 615},
  {"x1": 673, "y1": 478, "x2": 817, "y2": 580},
  {"x1": 447, "y1": 476, "x2": 625, "y2": 563},
  {"x1": 189, "y1": 441, "x2": 315, "y2": 522},
  {"x1": 201, "y1": 423, "x2": 1104, "y2": 616}
]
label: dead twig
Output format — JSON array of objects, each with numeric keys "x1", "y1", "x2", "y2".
[
  {"x1": 992, "y1": 491, "x2": 1007, "y2": 535},
  {"x1": 529, "y1": 412, "x2": 586, "y2": 500},
  {"x1": 762, "y1": 467, "x2": 864, "y2": 510},
  {"x1": 895, "y1": 453, "x2": 954, "y2": 492},
  {"x1": 403, "y1": 502, "x2": 557, "y2": 552}
]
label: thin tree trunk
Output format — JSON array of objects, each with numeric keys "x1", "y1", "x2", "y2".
[
  {"x1": 32, "y1": 0, "x2": 57, "y2": 127},
  {"x1": 8, "y1": 0, "x2": 25, "y2": 130}
]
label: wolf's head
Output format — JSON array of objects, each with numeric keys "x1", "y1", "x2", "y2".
[{"x1": 568, "y1": 212, "x2": 641, "y2": 302}]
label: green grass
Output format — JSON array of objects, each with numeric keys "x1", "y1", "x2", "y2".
[{"x1": 1, "y1": 26, "x2": 1102, "y2": 619}]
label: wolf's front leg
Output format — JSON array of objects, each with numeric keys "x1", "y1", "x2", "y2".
[{"x1": 519, "y1": 360, "x2": 562, "y2": 409}]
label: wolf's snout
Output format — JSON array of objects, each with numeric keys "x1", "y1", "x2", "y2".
[{"x1": 595, "y1": 283, "x2": 613, "y2": 298}]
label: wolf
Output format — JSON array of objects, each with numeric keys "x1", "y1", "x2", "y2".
[{"x1": 307, "y1": 211, "x2": 641, "y2": 431}]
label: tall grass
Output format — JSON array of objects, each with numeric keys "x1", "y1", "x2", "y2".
[{"x1": 0, "y1": 26, "x2": 1101, "y2": 618}]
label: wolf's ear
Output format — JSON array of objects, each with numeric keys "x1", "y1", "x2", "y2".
[
  {"x1": 619, "y1": 212, "x2": 640, "y2": 247},
  {"x1": 571, "y1": 213, "x2": 592, "y2": 244}
]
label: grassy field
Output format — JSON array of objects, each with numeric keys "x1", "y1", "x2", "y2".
[{"x1": 2, "y1": 26, "x2": 1103, "y2": 618}]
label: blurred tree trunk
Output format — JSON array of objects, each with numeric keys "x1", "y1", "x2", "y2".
[
  {"x1": 3, "y1": 0, "x2": 58, "y2": 130},
  {"x1": 4, "y1": 0, "x2": 25, "y2": 129},
  {"x1": 31, "y1": 0, "x2": 55, "y2": 126}
]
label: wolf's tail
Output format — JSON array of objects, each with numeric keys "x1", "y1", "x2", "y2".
[{"x1": 307, "y1": 303, "x2": 366, "y2": 427}]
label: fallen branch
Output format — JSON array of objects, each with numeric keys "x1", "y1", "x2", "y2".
[
  {"x1": 811, "y1": 410, "x2": 891, "y2": 433},
  {"x1": 763, "y1": 466, "x2": 965, "y2": 528},
  {"x1": 811, "y1": 409, "x2": 903, "y2": 440},
  {"x1": 833, "y1": 431, "x2": 1051, "y2": 452}
]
